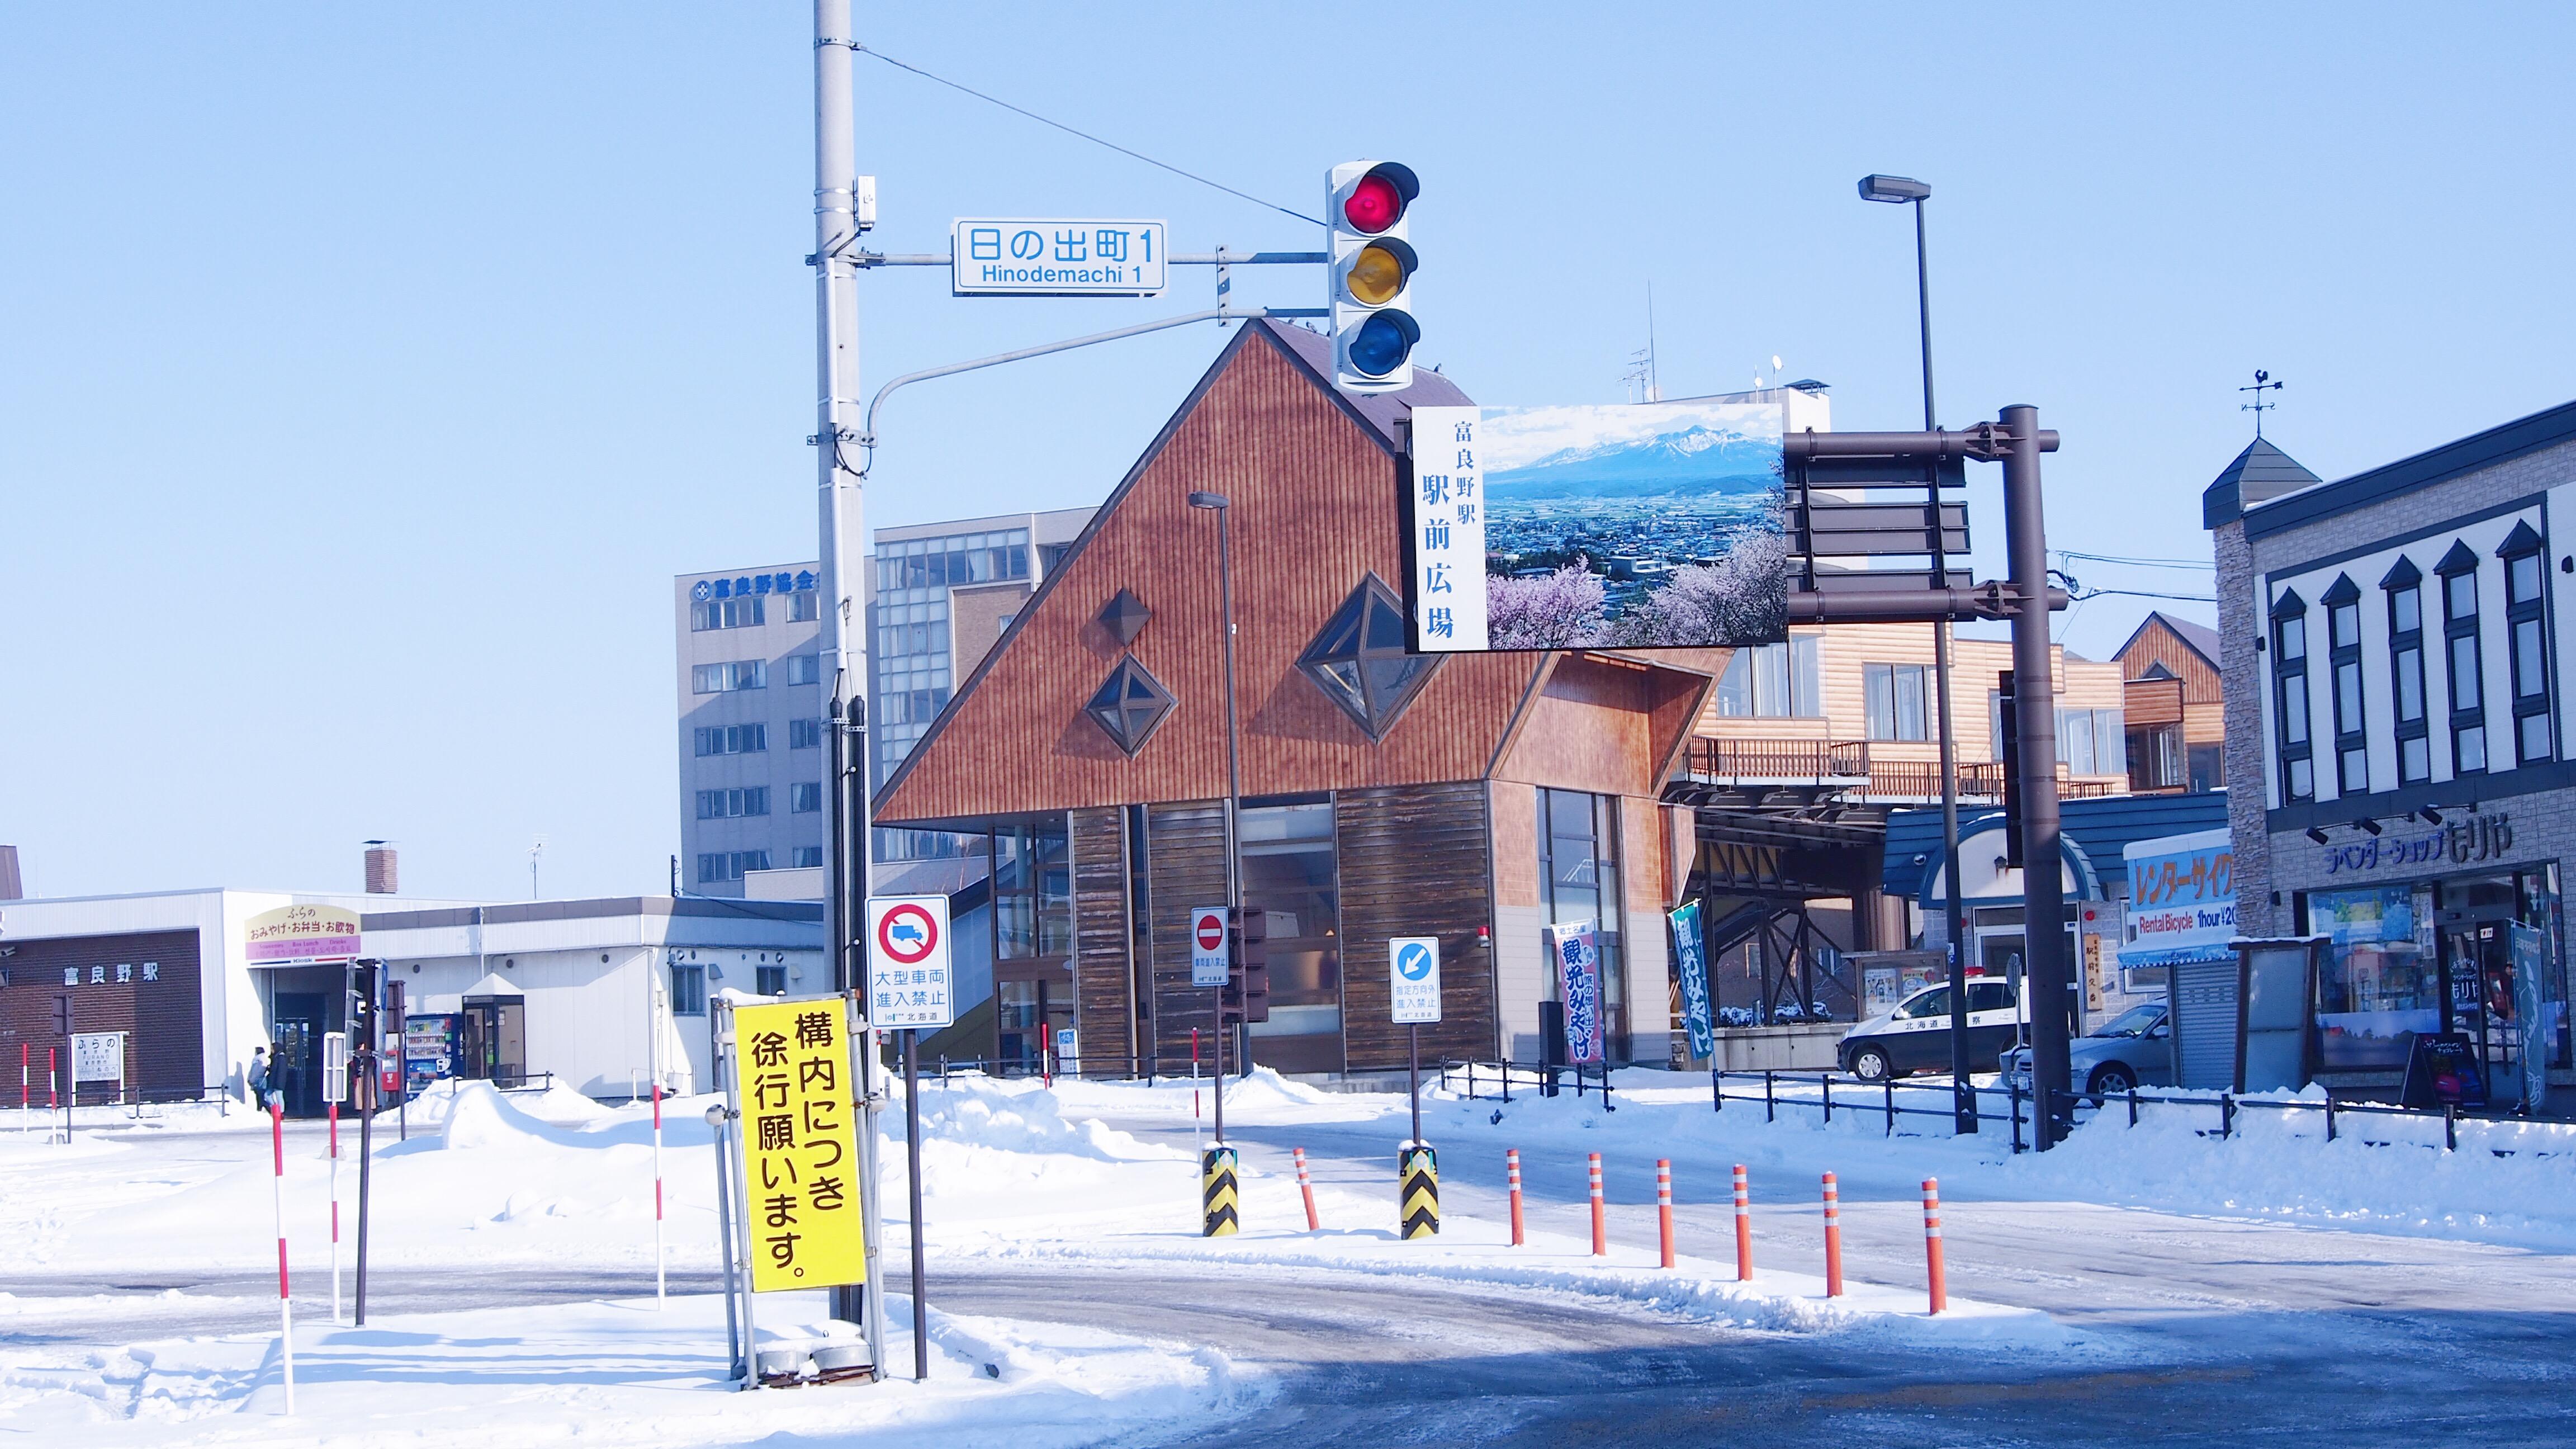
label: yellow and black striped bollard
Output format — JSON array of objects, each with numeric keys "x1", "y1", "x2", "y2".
[
  {"x1": 1201, "y1": 1145, "x2": 1239, "y2": 1237},
  {"x1": 1399, "y1": 1143, "x2": 1439, "y2": 1239}
]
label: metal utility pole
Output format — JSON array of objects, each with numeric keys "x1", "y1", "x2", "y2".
[
  {"x1": 812, "y1": 0, "x2": 871, "y2": 1330},
  {"x1": 1999, "y1": 405, "x2": 2073, "y2": 1147}
]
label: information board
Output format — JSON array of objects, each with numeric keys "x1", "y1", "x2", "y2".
[
  {"x1": 71, "y1": 1032, "x2": 124, "y2": 1083},
  {"x1": 730, "y1": 997, "x2": 867, "y2": 1292}
]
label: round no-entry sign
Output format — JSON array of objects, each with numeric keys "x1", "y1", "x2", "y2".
[
  {"x1": 1195, "y1": 911, "x2": 1227, "y2": 952},
  {"x1": 878, "y1": 902, "x2": 940, "y2": 965}
]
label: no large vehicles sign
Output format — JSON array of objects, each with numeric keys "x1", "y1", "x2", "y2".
[{"x1": 868, "y1": 895, "x2": 954, "y2": 1030}]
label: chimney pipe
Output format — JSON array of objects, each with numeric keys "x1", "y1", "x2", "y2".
[{"x1": 364, "y1": 841, "x2": 398, "y2": 895}]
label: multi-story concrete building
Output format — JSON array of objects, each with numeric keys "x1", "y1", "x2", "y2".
[
  {"x1": 673, "y1": 564, "x2": 826, "y2": 895},
  {"x1": 674, "y1": 511, "x2": 1096, "y2": 897},
  {"x1": 2208, "y1": 411, "x2": 2576, "y2": 1100}
]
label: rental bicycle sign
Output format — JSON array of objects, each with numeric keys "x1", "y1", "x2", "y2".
[
  {"x1": 951, "y1": 218, "x2": 1168, "y2": 296},
  {"x1": 866, "y1": 895, "x2": 953, "y2": 1029}
]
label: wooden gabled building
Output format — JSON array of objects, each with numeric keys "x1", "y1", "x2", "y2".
[
  {"x1": 2113, "y1": 610, "x2": 2226, "y2": 792},
  {"x1": 872, "y1": 319, "x2": 1711, "y2": 1076}
]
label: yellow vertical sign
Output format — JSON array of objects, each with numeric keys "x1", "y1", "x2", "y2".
[{"x1": 731, "y1": 998, "x2": 868, "y2": 1292}]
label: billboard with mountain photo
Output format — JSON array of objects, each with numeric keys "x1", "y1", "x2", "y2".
[{"x1": 1404, "y1": 401, "x2": 1787, "y2": 652}]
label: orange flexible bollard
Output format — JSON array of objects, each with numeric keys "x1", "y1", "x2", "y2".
[
  {"x1": 1507, "y1": 1148, "x2": 1526, "y2": 1246},
  {"x1": 1587, "y1": 1152, "x2": 1605, "y2": 1256},
  {"x1": 1822, "y1": 1172, "x2": 1844, "y2": 1298},
  {"x1": 1732, "y1": 1163, "x2": 1753, "y2": 1282},
  {"x1": 1295, "y1": 1147, "x2": 1319, "y2": 1230},
  {"x1": 1656, "y1": 1159, "x2": 1674, "y2": 1268},
  {"x1": 1922, "y1": 1177, "x2": 1947, "y2": 1315}
]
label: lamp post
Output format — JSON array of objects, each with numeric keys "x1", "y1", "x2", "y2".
[
  {"x1": 1859, "y1": 173, "x2": 1976, "y2": 1134},
  {"x1": 1188, "y1": 490, "x2": 1241, "y2": 1144}
]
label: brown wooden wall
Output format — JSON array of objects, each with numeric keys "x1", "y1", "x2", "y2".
[
  {"x1": 2117, "y1": 617, "x2": 2224, "y2": 703},
  {"x1": 0, "y1": 929, "x2": 203, "y2": 1103},
  {"x1": 878, "y1": 324, "x2": 1551, "y2": 826},
  {"x1": 1495, "y1": 654, "x2": 1712, "y2": 798},
  {"x1": 1143, "y1": 801, "x2": 1229, "y2": 1070},
  {"x1": 1334, "y1": 783, "x2": 1499, "y2": 1071},
  {"x1": 1069, "y1": 806, "x2": 1134, "y2": 1069}
]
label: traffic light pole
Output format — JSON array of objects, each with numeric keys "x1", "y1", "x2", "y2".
[
  {"x1": 1997, "y1": 405, "x2": 2074, "y2": 1148},
  {"x1": 1783, "y1": 416, "x2": 2068, "y2": 1145}
]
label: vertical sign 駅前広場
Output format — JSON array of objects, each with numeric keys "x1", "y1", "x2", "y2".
[
  {"x1": 731, "y1": 998, "x2": 867, "y2": 1293},
  {"x1": 1550, "y1": 922, "x2": 1606, "y2": 1066},
  {"x1": 1669, "y1": 900, "x2": 1715, "y2": 1060},
  {"x1": 1389, "y1": 936, "x2": 1442, "y2": 1025},
  {"x1": 1405, "y1": 402, "x2": 1788, "y2": 654}
]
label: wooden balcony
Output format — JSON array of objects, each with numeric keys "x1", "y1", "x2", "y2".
[{"x1": 1678, "y1": 738, "x2": 2124, "y2": 804}]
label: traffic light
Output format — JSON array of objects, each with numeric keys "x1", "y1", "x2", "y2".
[
  {"x1": 1221, "y1": 907, "x2": 1270, "y2": 1024},
  {"x1": 1326, "y1": 159, "x2": 1420, "y2": 393}
]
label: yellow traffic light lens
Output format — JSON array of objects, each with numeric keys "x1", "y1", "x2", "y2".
[{"x1": 1347, "y1": 244, "x2": 1407, "y2": 306}]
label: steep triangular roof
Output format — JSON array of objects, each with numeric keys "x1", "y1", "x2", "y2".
[
  {"x1": 2201, "y1": 438, "x2": 2322, "y2": 528},
  {"x1": 2112, "y1": 609, "x2": 2221, "y2": 673}
]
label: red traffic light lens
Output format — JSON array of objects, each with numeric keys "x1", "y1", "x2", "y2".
[{"x1": 1343, "y1": 174, "x2": 1405, "y2": 233}]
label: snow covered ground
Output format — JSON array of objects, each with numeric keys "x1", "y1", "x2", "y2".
[{"x1": 0, "y1": 1068, "x2": 2096, "y2": 1446}]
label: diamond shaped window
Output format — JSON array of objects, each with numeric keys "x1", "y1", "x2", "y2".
[
  {"x1": 1086, "y1": 655, "x2": 1175, "y2": 756},
  {"x1": 1300, "y1": 574, "x2": 1439, "y2": 740}
]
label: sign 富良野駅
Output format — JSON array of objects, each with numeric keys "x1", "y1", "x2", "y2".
[
  {"x1": 731, "y1": 998, "x2": 867, "y2": 1293},
  {"x1": 951, "y1": 219, "x2": 1168, "y2": 297},
  {"x1": 244, "y1": 903, "x2": 362, "y2": 965},
  {"x1": 57, "y1": 961, "x2": 160, "y2": 987},
  {"x1": 693, "y1": 571, "x2": 815, "y2": 604}
]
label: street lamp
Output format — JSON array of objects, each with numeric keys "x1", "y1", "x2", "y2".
[
  {"x1": 1188, "y1": 490, "x2": 1242, "y2": 1145},
  {"x1": 1859, "y1": 172, "x2": 1976, "y2": 1135}
]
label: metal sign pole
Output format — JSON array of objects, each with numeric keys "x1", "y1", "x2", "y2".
[
  {"x1": 708, "y1": 1013, "x2": 742, "y2": 1380},
  {"x1": 856, "y1": 1012, "x2": 886, "y2": 1376},
  {"x1": 904, "y1": 1027, "x2": 928, "y2": 1380},
  {"x1": 1408, "y1": 1024, "x2": 1422, "y2": 1147},
  {"x1": 722, "y1": 1001, "x2": 762, "y2": 1389}
]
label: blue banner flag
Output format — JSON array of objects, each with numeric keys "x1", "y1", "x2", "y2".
[{"x1": 1671, "y1": 901, "x2": 1715, "y2": 1061}]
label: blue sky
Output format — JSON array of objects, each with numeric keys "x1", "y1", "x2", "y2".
[{"x1": 6, "y1": 4, "x2": 2574, "y2": 901}]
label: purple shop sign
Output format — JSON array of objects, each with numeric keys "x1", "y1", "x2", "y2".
[{"x1": 1552, "y1": 921, "x2": 1605, "y2": 1066}]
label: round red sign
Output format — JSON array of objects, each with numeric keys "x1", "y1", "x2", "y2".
[
  {"x1": 1194, "y1": 911, "x2": 1226, "y2": 951},
  {"x1": 877, "y1": 903, "x2": 940, "y2": 965}
]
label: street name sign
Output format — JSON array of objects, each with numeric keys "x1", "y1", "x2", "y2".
[
  {"x1": 867, "y1": 894, "x2": 954, "y2": 1029},
  {"x1": 1190, "y1": 905, "x2": 1229, "y2": 987},
  {"x1": 1390, "y1": 936, "x2": 1442, "y2": 1024},
  {"x1": 951, "y1": 218, "x2": 1168, "y2": 296}
]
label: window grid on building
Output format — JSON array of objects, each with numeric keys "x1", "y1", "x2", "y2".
[
  {"x1": 2503, "y1": 529, "x2": 2553, "y2": 766},
  {"x1": 2272, "y1": 589, "x2": 2313, "y2": 801},
  {"x1": 872, "y1": 527, "x2": 1034, "y2": 780},
  {"x1": 2385, "y1": 557, "x2": 2430, "y2": 785},
  {"x1": 2323, "y1": 575, "x2": 2367, "y2": 794},
  {"x1": 2440, "y1": 545, "x2": 2485, "y2": 774}
]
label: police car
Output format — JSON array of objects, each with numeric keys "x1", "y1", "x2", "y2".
[{"x1": 1836, "y1": 977, "x2": 2028, "y2": 1082}]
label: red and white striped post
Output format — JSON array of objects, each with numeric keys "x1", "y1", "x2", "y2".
[
  {"x1": 1922, "y1": 1177, "x2": 1946, "y2": 1315},
  {"x1": 49, "y1": 1047, "x2": 60, "y2": 1143},
  {"x1": 652, "y1": 1082, "x2": 666, "y2": 1305},
  {"x1": 270, "y1": 1103, "x2": 295, "y2": 1414},
  {"x1": 328, "y1": 1104, "x2": 342, "y2": 1324},
  {"x1": 1587, "y1": 1152, "x2": 1605, "y2": 1257},
  {"x1": 1506, "y1": 1149, "x2": 1525, "y2": 1247},
  {"x1": 1821, "y1": 1172, "x2": 1844, "y2": 1298},
  {"x1": 1655, "y1": 1159, "x2": 1674, "y2": 1269},
  {"x1": 1732, "y1": 1164, "x2": 1753, "y2": 1282},
  {"x1": 1294, "y1": 1147, "x2": 1319, "y2": 1230}
]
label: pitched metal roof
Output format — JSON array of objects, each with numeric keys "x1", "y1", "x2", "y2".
[
  {"x1": 2201, "y1": 438, "x2": 2324, "y2": 529},
  {"x1": 2241, "y1": 398, "x2": 2576, "y2": 541},
  {"x1": 2113, "y1": 610, "x2": 2222, "y2": 671},
  {"x1": 1879, "y1": 789, "x2": 2232, "y2": 897},
  {"x1": 1258, "y1": 318, "x2": 1475, "y2": 447}
]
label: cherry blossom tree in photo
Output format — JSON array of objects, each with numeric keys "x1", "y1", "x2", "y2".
[
  {"x1": 1609, "y1": 525, "x2": 1790, "y2": 647},
  {"x1": 1486, "y1": 564, "x2": 1606, "y2": 650}
]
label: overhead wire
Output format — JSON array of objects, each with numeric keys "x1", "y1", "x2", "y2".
[{"x1": 853, "y1": 44, "x2": 1326, "y2": 228}]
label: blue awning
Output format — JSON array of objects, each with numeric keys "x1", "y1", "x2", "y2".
[{"x1": 2115, "y1": 943, "x2": 2234, "y2": 969}]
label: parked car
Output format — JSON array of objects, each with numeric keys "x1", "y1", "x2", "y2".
[
  {"x1": 1837, "y1": 978, "x2": 2026, "y2": 1082},
  {"x1": 2001, "y1": 1000, "x2": 2174, "y2": 1101}
]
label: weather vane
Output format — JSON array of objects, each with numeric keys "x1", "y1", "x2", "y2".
[{"x1": 2240, "y1": 368, "x2": 2284, "y2": 438}]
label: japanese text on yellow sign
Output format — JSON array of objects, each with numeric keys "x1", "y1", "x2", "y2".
[{"x1": 731, "y1": 999, "x2": 866, "y2": 1292}]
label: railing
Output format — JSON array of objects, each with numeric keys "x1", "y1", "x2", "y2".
[
  {"x1": 1685, "y1": 738, "x2": 1870, "y2": 782},
  {"x1": 1437, "y1": 1058, "x2": 1616, "y2": 1110},
  {"x1": 2039, "y1": 1085, "x2": 2564, "y2": 1157}
]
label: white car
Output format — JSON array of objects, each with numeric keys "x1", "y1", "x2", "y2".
[{"x1": 1838, "y1": 978, "x2": 2028, "y2": 1081}]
